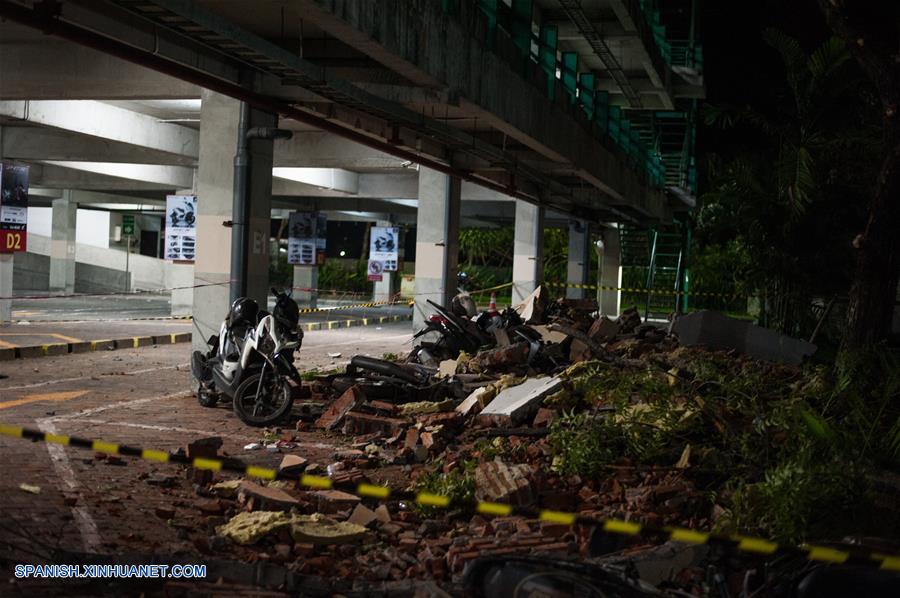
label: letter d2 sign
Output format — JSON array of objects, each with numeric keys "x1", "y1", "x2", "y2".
[{"x1": 0, "y1": 230, "x2": 26, "y2": 253}]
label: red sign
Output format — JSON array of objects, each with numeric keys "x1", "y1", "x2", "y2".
[{"x1": 0, "y1": 230, "x2": 26, "y2": 253}]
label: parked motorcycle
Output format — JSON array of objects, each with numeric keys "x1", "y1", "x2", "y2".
[{"x1": 191, "y1": 288, "x2": 303, "y2": 426}]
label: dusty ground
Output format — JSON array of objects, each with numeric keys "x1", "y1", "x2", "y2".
[{"x1": 0, "y1": 323, "x2": 413, "y2": 594}]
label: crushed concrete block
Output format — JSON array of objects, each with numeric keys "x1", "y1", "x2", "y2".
[
  {"x1": 532, "y1": 408, "x2": 557, "y2": 427},
  {"x1": 291, "y1": 514, "x2": 368, "y2": 544},
  {"x1": 513, "y1": 285, "x2": 548, "y2": 323},
  {"x1": 316, "y1": 385, "x2": 364, "y2": 430},
  {"x1": 569, "y1": 339, "x2": 592, "y2": 362},
  {"x1": 588, "y1": 316, "x2": 620, "y2": 343},
  {"x1": 210, "y1": 479, "x2": 242, "y2": 498},
  {"x1": 469, "y1": 342, "x2": 531, "y2": 373},
  {"x1": 456, "y1": 386, "x2": 490, "y2": 416},
  {"x1": 217, "y1": 511, "x2": 292, "y2": 545},
  {"x1": 531, "y1": 325, "x2": 568, "y2": 344},
  {"x1": 312, "y1": 489, "x2": 360, "y2": 513},
  {"x1": 342, "y1": 412, "x2": 406, "y2": 437},
  {"x1": 279, "y1": 454, "x2": 309, "y2": 475},
  {"x1": 671, "y1": 310, "x2": 816, "y2": 365},
  {"x1": 238, "y1": 481, "x2": 300, "y2": 511},
  {"x1": 474, "y1": 460, "x2": 535, "y2": 507},
  {"x1": 436, "y1": 359, "x2": 457, "y2": 379},
  {"x1": 348, "y1": 503, "x2": 378, "y2": 527},
  {"x1": 374, "y1": 504, "x2": 391, "y2": 523},
  {"x1": 478, "y1": 376, "x2": 563, "y2": 426}
]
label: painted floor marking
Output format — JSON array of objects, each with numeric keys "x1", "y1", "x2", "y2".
[{"x1": 0, "y1": 390, "x2": 89, "y2": 410}]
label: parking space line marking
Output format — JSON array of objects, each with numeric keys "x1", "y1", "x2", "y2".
[
  {"x1": 0, "y1": 338, "x2": 15, "y2": 349},
  {"x1": 36, "y1": 420, "x2": 102, "y2": 553},
  {"x1": 50, "y1": 333, "x2": 83, "y2": 343},
  {"x1": 0, "y1": 390, "x2": 89, "y2": 410}
]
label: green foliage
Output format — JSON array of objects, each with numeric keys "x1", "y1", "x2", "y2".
[
  {"x1": 698, "y1": 30, "x2": 879, "y2": 338},
  {"x1": 549, "y1": 348, "x2": 900, "y2": 543},
  {"x1": 415, "y1": 463, "x2": 475, "y2": 517},
  {"x1": 317, "y1": 259, "x2": 371, "y2": 294}
]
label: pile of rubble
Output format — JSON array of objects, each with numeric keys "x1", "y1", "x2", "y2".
[{"x1": 175, "y1": 289, "x2": 889, "y2": 594}]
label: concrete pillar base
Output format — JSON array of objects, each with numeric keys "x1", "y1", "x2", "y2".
[
  {"x1": 49, "y1": 192, "x2": 76, "y2": 294},
  {"x1": 413, "y1": 168, "x2": 460, "y2": 330},
  {"x1": 512, "y1": 199, "x2": 544, "y2": 305},
  {"x1": 566, "y1": 220, "x2": 590, "y2": 300},
  {"x1": 168, "y1": 263, "x2": 194, "y2": 317},
  {"x1": 0, "y1": 253, "x2": 12, "y2": 325},
  {"x1": 599, "y1": 227, "x2": 622, "y2": 317},
  {"x1": 293, "y1": 265, "x2": 318, "y2": 309}
]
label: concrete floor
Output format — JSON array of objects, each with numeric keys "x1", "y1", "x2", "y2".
[{"x1": 0, "y1": 322, "x2": 413, "y2": 561}]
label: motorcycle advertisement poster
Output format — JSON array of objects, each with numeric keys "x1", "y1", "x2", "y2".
[
  {"x1": 369, "y1": 226, "x2": 399, "y2": 271},
  {"x1": 0, "y1": 161, "x2": 29, "y2": 254},
  {"x1": 165, "y1": 194, "x2": 197, "y2": 261},
  {"x1": 288, "y1": 212, "x2": 326, "y2": 265}
]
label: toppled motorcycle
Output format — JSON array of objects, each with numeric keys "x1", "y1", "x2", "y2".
[{"x1": 191, "y1": 288, "x2": 303, "y2": 426}]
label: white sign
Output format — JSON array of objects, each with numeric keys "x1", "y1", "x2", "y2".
[
  {"x1": 165, "y1": 195, "x2": 197, "y2": 261},
  {"x1": 367, "y1": 259, "x2": 384, "y2": 282},
  {"x1": 288, "y1": 212, "x2": 318, "y2": 265},
  {"x1": 370, "y1": 226, "x2": 399, "y2": 271}
]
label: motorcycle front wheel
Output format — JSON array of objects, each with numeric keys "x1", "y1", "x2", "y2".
[{"x1": 232, "y1": 372, "x2": 294, "y2": 426}]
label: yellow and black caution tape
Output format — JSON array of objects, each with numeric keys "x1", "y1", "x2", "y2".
[
  {"x1": 1, "y1": 423, "x2": 897, "y2": 571},
  {"x1": 544, "y1": 281, "x2": 737, "y2": 299},
  {"x1": 298, "y1": 297, "x2": 413, "y2": 315}
]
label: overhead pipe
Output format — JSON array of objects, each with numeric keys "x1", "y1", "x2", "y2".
[{"x1": 0, "y1": 0, "x2": 545, "y2": 205}]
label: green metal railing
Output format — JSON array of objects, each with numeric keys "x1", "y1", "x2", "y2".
[{"x1": 439, "y1": 0, "x2": 699, "y2": 194}]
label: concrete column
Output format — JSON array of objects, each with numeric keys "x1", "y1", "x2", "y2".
[
  {"x1": 191, "y1": 90, "x2": 275, "y2": 351},
  {"x1": 372, "y1": 219, "x2": 396, "y2": 303},
  {"x1": 413, "y1": 167, "x2": 460, "y2": 329},
  {"x1": 598, "y1": 227, "x2": 622, "y2": 316},
  {"x1": 566, "y1": 220, "x2": 590, "y2": 300},
  {"x1": 0, "y1": 253, "x2": 12, "y2": 325},
  {"x1": 293, "y1": 265, "x2": 318, "y2": 309},
  {"x1": 512, "y1": 199, "x2": 544, "y2": 304},
  {"x1": 49, "y1": 191, "x2": 76, "y2": 294}
]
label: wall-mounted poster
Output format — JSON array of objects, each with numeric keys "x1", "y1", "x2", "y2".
[
  {"x1": 0, "y1": 161, "x2": 29, "y2": 253},
  {"x1": 288, "y1": 211, "x2": 327, "y2": 265},
  {"x1": 369, "y1": 226, "x2": 399, "y2": 271},
  {"x1": 165, "y1": 194, "x2": 197, "y2": 261}
]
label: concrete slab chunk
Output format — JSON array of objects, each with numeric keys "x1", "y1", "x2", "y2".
[{"x1": 477, "y1": 376, "x2": 563, "y2": 426}]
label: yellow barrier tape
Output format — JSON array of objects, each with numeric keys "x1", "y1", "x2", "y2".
[
  {"x1": 603, "y1": 519, "x2": 641, "y2": 535},
  {"x1": 192, "y1": 457, "x2": 222, "y2": 472},
  {"x1": 141, "y1": 449, "x2": 170, "y2": 463},
  {"x1": 246, "y1": 465, "x2": 277, "y2": 480},
  {"x1": 2, "y1": 423, "x2": 897, "y2": 571},
  {"x1": 416, "y1": 492, "x2": 450, "y2": 508},
  {"x1": 357, "y1": 483, "x2": 391, "y2": 499},
  {"x1": 45, "y1": 433, "x2": 70, "y2": 446},
  {"x1": 92, "y1": 440, "x2": 119, "y2": 454},
  {"x1": 301, "y1": 474, "x2": 332, "y2": 490},
  {"x1": 736, "y1": 537, "x2": 779, "y2": 554},
  {"x1": 477, "y1": 502, "x2": 513, "y2": 516},
  {"x1": 0, "y1": 424, "x2": 23, "y2": 438},
  {"x1": 541, "y1": 510, "x2": 577, "y2": 525},
  {"x1": 668, "y1": 527, "x2": 709, "y2": 544}
]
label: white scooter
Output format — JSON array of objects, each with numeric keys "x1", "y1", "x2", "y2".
[{"x1": 192, "y1": 288, "x2": 303, "y2": 426}]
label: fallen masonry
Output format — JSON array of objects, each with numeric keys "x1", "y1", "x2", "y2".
[{"x1": 29, "y1": 294, "x2": 897, "y2": 595}]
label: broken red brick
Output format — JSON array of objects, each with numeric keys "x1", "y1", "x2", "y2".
[
  {"x1": 342, "y1": 412, "x2": 406, "y2": 437},
  {"x1": 316, "y1": 385, "x2": 364, "y2": 430},
  {"x1": 532, "y1": 407, "x2": 557, "y2": 427},
  {"x1": 474, "y1": 460, "x2": 536, "y2": 507}
]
